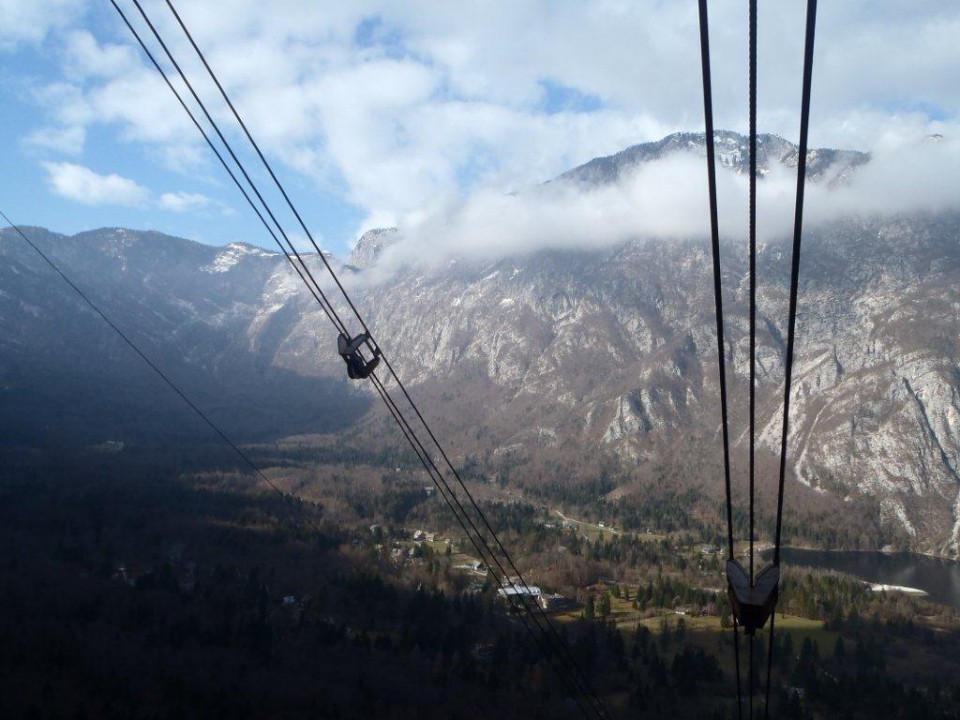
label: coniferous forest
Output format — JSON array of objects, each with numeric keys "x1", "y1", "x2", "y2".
[{"x1": 2, "y1": 442, "x2": 958, "y2": 720}]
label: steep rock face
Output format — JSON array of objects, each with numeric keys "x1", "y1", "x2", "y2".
[
  {"x1": 4, "y1": 221, "x2": 958, "y2": 554},
  {"x1": 776, "y1": 217, "x2": 960, "y2": 556},
  {"x1": 348, "y1": 228, "x2": 398, "y2": 268},
  {"x1": 339, "y1": 213, "x2": 960, "y2": 557},
  {"x1": 2, "y1": 133, "x2": 958, "y2": 555}
]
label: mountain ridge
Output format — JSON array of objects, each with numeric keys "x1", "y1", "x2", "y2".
[
  {"x1": 555, "y1": 130, "x2": 870, "y2": 187},
  {"x1": 2, "y1": 134, "x2": 958, "y2": 557}
]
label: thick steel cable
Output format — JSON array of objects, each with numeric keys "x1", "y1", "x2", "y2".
[
  {"x1": 158, "y1": 4, "x2": 611, "y2": 714},
  {"x1": 697, "y1": 0, "x2": 735, "y2": 578},
  {"x1": 698, "y1": 1, "x2": 743, "y2": 717},
  {"x1": 0, "y1": 213, "x2": 289, "y2": 501},
  {"x1": 116, "y1": 3, "x2": 608, "y2": 715},
  {"x1": 732, "y1": 615, "x2": 744, "y2": 719},
  {"x1": 121, "y1": 0, "x2": 350, "y2": 341},
  {"x1": 367, "y1": 371, "x2": 600, "y2": 720},
  {"x1": 748, "y1": 1, "x2": 758, "y2": 715},
  {"x1": 163, "y1": 0, "x2": 572, "y2": 636},
  {"x1": 748, "y1": 0, "x2": 758, "y2": 592},
  {"x1": 109, "y1": 0, "x2": 342, "y2": 339},
  {"x1": 163, "y1": 0, "x2": 357, "y2": 341},
  {"x1": 774, "y1": 0, "x2": 817, "y2": 567},
  {"x1": 768, "y1": 1, "x2": 819, "y2": 715}
]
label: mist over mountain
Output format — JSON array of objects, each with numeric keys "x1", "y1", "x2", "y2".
[
  {"x1": 2, "y1": 132, "x2": 958, "y2": 557},
  {"x1": 356, "y1": 130, "x2": 951, "y2": 279}
]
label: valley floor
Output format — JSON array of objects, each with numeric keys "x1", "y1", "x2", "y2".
[{"x1": 2, "y1": 444, "x2": 959, "y2": 719}]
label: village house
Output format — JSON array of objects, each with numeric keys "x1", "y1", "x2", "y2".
[
  {"x1": 497, "y1": 579, "x2": 542, "y2": 610},
  {"x1": 539, "y1": 593, "x2": 573, "y2": 611}
]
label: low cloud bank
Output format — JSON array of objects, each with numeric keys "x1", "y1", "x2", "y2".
[{"x1": 356, "y1": 133, "x2": 960, "y2": 283}]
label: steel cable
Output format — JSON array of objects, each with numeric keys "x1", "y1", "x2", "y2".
[
  {"x1": 767, "y1": 1, "x2": 819, "y2": 716},
  {"x1": 697, "y1": 1, "x2": 744, "y2": 717},
  {"x1": 748, "y1": 1, "x2": 758, "y2": 715},
  {"x1": 1, "y1": 212, "x2": 293, "y2": 507},
  {"x1": 113, "y1": 2, "x2": 609, "y2": 715}
]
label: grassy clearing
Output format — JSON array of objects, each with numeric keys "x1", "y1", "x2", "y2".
[{"x1": 767, "y1": 614, "x2": 839, "y2": 654}]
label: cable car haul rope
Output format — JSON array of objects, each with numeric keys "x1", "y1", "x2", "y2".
[
  {"x1": 108, "y1": 0, "x2": 611, "y2": 717},
  {"x1": 698, "y1": 0, "x2": 818, "y2": 717},
  {"x1": 4, "y1": 1, "x2": 820, "y2": 715}
]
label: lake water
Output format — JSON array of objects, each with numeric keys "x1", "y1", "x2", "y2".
[{"x1": 769, "y1": 548, "x2": 960, "y2": 610}]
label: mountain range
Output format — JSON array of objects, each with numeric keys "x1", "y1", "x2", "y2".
[{"x1": 2, "y1": 132, "x2": 957, "y2": 557}]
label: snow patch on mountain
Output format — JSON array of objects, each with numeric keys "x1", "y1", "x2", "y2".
[{"x1": 204, "y1": 242, "x2": 275, "y2": 274}]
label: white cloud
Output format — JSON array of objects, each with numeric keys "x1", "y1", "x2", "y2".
[
  {"x1": 26, "y1": 38, "x2": 202, "y2": 161},
  {"x1": 12, "y1": 1, "x2": 960, "y2": 251},
  {"x1": 41, "y1": 161, "x2": 230, "y2": 216},
  {"x1": 23, "y1": 125, "x2": 86, "y2": 155},
  {"x1": 30, "y1": 81, "x2": 96, "y2": 129},
  {"x1": 41, "y1": 161, "x2": 150, "y2": 207},
  {"x1": 811, "y1": 133, "x2": 960, "y2": 218},
  {"x1": 0, "y1": 0, "x2": 86, "y2": 49},
  {"x1": 159, "y1": 191, "x2": 212, "y2": 212},
  {"x1": 361, "y1": 153, "x2": 720, "y2": 281},
  {"x1": 62, "y1": 30, "x2": 138, "y2": 80},
  {"x1": 356, "y1": 132, "x2": 960, "y2": 281}
]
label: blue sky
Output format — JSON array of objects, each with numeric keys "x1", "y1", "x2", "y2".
[{"x1": 1, "y1": 0, "x2": 958, "y2": 258}]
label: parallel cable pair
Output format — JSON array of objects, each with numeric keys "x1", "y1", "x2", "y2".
[
  {"x1": 110, "y1": 1, "x2": 609, "y2": 717},
  {"x1": 697, "y1": 0, "x2": 819, "y2": 717}
]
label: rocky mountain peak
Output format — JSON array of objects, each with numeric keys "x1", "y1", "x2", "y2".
[
  {"x1": 349, "y1": 227, "x2": 398, "y2": 268},
  {"x1": 555, "y1": 130, "x2": 869, "y2": 186}
]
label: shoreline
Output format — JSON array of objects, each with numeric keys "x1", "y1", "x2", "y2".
[{"x1": 765, "y1": 545, "x2": 959, "y2": 564}]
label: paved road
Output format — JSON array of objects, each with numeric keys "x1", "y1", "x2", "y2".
[{"x1": 552, "y1": 509, "x2": 622, "y2": 536}]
